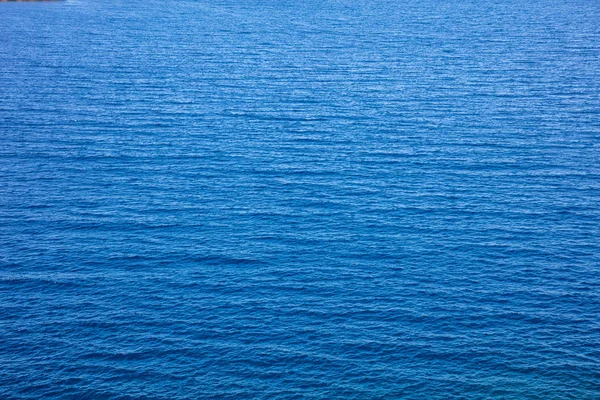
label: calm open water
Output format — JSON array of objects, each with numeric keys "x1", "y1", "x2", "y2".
[{"x1": 1, "y1": 0, "x2": 600, "y2": 398}]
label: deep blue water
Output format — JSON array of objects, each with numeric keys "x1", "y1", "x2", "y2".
[{"x1": 1, "y1": 0, "x2": 600, "y2": 398}]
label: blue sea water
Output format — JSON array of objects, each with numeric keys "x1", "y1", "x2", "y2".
[{"x1": 1, "y1": 0, "x2": 600, "y2": 398}]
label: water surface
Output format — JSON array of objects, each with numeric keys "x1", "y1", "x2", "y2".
[{"x1": 1, "y1": 0, "x2": 600, "y2": 398}]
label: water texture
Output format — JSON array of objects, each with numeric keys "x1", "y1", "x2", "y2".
[{"x1": 1, "y1": 0, "x2": 600, "y2": 398}]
